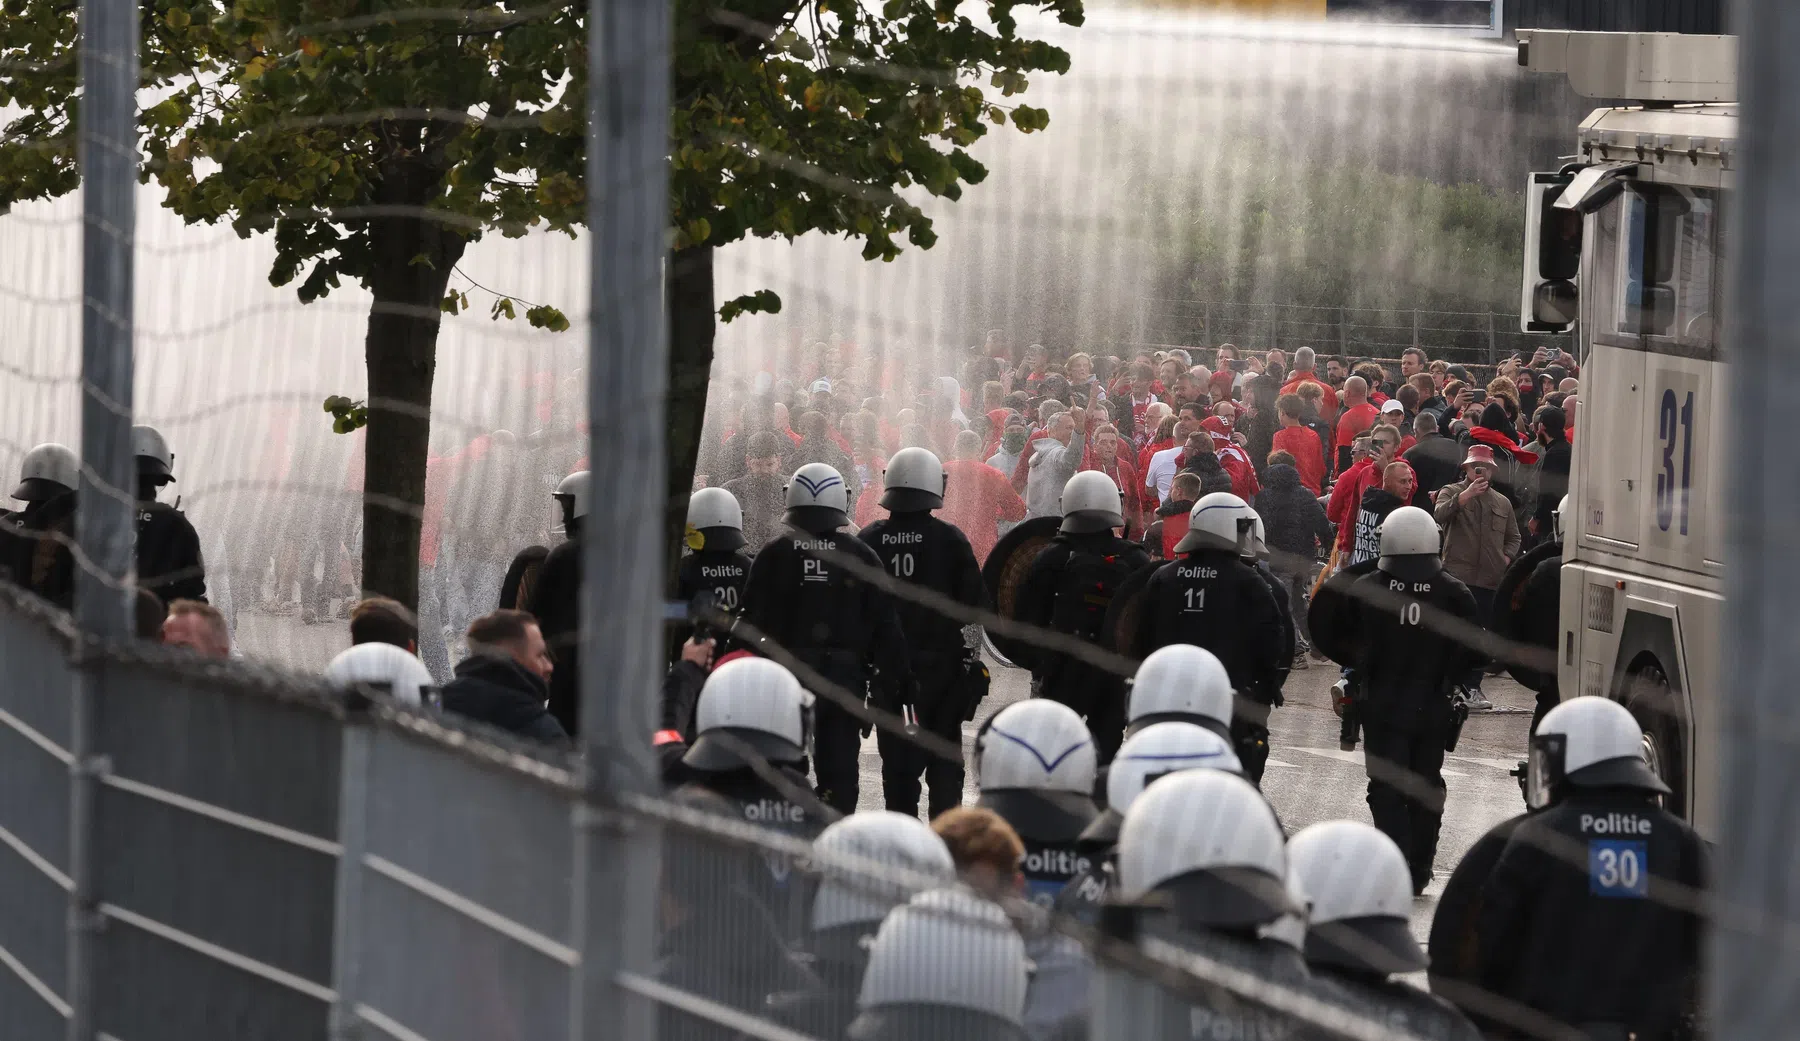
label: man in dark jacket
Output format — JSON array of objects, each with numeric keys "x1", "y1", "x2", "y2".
[
  {"x1": 1401, "y1": 412, "x2": 1463, "y2": 509},
  {"x1": 1347, "y1": 462, "x2": 1414, "y2": 567},
  {"x1": 440, "y1": 609, "x2": 569, "y2": 744},
  {"x1": 1258, "y1": 460, "x2": 1332, "y2": 663},
  {"x1": 1528, "y1": 406, "x2": 1571, "y2": 542}
]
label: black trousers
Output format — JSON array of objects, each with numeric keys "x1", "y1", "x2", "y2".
[
  {"x1": 1230, "y1": 717, "x2": 1271, "y2": 785},
  {"x1": 1464, "y1": 585, "x2": 1496, "y2": 689},
  {"x1": 813, "y1": 699, "x2": 863, "y2": 814},
  {"x1": 878, "y1": 702, "x2": 966, "y2": 820},
  {"x1": 1362, "y1": 722, "x2": 1449, "y2": 887},
  {"x1": 1038, "y1": 661, "x2": 1126, "y2": 764}
]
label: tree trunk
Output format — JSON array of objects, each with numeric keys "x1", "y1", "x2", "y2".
[
  {"x1": 360, "y1": 167, "x2": 467, "y2": 611},
  {"x1": 664, "y1": 244, "x2": 716, "y2": 592}
]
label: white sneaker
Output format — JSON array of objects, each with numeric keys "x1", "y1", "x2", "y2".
[{"x1": 1466, "y1": 690, "x2": 1494, "y2": 711}]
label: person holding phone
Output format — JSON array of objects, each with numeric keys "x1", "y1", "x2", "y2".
[{"x1": 1433, "y1": 445, "x2": 1520, "y2": 710}]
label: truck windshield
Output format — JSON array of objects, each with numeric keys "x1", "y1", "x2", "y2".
[{"x1": 1599, "y1": 184, "x2": 1724, "y2": 354}]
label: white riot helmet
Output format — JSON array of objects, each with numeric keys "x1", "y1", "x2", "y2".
[
  {"x1": 851, "y1": 889, "x2": 1029, "y2": 1040},
  {"x1": 976, "y1": 699, "x2": 1097, "y2": 796},
  {"x1": 1059, "y1": 470, "x2": 1125, "y2": 534},
  {"x1": 1107, "y1": 722, "x2": 1243, "y2": 816},
  {"x1": 554, "y1": 470, "x2": 591, "y2": 521},
  {"x1": 1116, "y1": 770, "x2": 1294, "y2": 929},
  {"x1": 1528, "y1": 696, "x2": 1669, "y2": 809},
  {"x1": 1243, "y1": 512, "x2": 1267, "y2": 562},
  {"x1": 11, "y1": 442, "x2": 79, "y2": 503},
  {"x1": 325, "y1": 643, "x2": 436, "y2": 707},
  {"x1": 1174, "y1": 492, "x2": 1254, "y2": 555},
  {"x1": 1258, "y1": 868, "x2": 1308, "y2": 951},
  {"x1": 1127, "y1": 644, "x2": 1234, "y2": 740},
  {"x1": 686, "y1": 487, "x2": 745, "y2": 552},
  {"x1": 1377, "y1": 506, "x2": 1439, "y2": 573},
  {"x1": 132, "y1": 425, "x2": 176, "y2": 485},
  {"x1": 880, "y1": 447, "x2": 946, "y2": 512},
  {"x1": 1287, "y1": 821, "x2": 1427, "y2": 975},
  {"x1": 1554, "y1": 494, "x2": 1571, "y2": 541},
  {"x1": 784, "y1": 462, "x2": 850, "y2": 534},
  {"x1": 810, "y1": 812, "x2": 956, "y2": 933},
  {"x1": 682, "y1": 657, "x2": 815, "y2": 772}
]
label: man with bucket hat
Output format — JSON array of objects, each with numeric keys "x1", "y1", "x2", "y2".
[{"x1": 1433, "y1": 443, "x2": 1520, "y2": 708}]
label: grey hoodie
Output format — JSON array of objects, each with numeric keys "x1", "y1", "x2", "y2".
[{"x1": 1026, "y1": 432, "x2": 1085, "y2": 519}]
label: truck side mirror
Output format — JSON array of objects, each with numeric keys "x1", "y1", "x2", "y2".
[{"x1": 1521, "y1": 171, "x2": 1582, "y2": 333}]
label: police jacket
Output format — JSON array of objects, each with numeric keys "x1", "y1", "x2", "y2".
[
  {"x1": 1428, "y1": 812, "x2": 1530, "y2": 1031},
  {"x1": 978, "y1": 788, "x2": 1098, "y2": 906},
  {"x1": 1130, "y1": 548, "x2": 1284, "y2": 703},
  {"x1": 1253, "y1": 559, "x2": 1296, "y2": 703},
  {"x1": 0, "y1": 493, "x2": 77, "y2": 608},
  {"x1": 524, "y1": 536, "x2": 582, "y2": 735},
  {"x1": 440, "y1": 654, "x2": 569, "y2": 746},
  {"x1": 1315, "y1": 972, "x2": 1483, "y2": 1041},
  {"x1": 1475, "y1": 792, "x2": 1705, "y2": 1040},
  {"x1": 1494, "y1": 540, "x2": 1563, "y2": 694},
  {"x1": 1136, "y1": 914, "x2": 1339, "y2": 1041},
  {"x1": 739, "y1": 526, "x2": 913, "y2": 699},
  {"x1": 1307, "y1": 557, "x2": 1380, "y2": 668},
  {"x1": 1347, "y1": 564, "x2": 1482, "y2": 728},
  {"x1": 857, "y1": 511, "x2": 985, "y2": 657},
  {"x1": 136, "y1": 500, "x2": 207, "y2": 603},
  {"x1": 677, "y1": 547, "x2": 752, "y2": 613}
]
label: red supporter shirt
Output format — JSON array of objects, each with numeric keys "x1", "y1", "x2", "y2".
[
  {"x1": 1334, "y1": 402, "x2": 1380, "y2": 448},
  {"x1": 1282, "y1": 374, "x2": 1340, "y2": 424},
  {"x1": 942, "y1": 459, "x2": 1027, "y2": 564},
  {"x1": 1272, "y1": 426, "x2": 1328, "y2": 495}
]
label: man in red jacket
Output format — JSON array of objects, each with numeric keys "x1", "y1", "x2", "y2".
[
  {"x1": 1272, "y1": 393, "x2": 1328, "y2": 494},
  {"x1": 1081, "y1": 423, "x2": 1143, "y2": 536},
  {"x1": 1282, "y1": 346, "x2": 1340, "y2": 425},
  {"x1": 944, "y1": 430, "x2": 1026, "y2": 564},
  {"x1": 1327, "y1": 425, "x2": 1407, "y2": 556}
]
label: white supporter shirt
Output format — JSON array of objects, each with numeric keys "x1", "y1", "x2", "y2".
[{"x1": 1145, "y1": 445, "x2": 1185, "y2": 502}]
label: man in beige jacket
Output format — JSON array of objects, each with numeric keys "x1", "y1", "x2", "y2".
[{"x1": 1433, "y1": 444, "x2": 1520, "y2": 708}]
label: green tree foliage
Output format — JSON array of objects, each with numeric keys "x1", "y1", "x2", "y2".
[{"x1": 0, "y1": 0, "x2": 1082, "y2": 603}]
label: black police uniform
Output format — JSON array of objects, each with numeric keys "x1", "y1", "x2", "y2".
[
  {"x1": 136, "y1": 499, "x2": 207, "y2": 604},
  {"x1": 1348, "y1": 561, "x2": 1481, "y2": 890},
  {"x1": 977, "y1": 788, "x2": 1097, "y2": 907},
  {"x1": 0, "y1": 492, "x2": 77, "y2": 608},
  {"x1": 1427, "y1": 812, "x2": 1531, "y2": 1032},
  {"x1": 1130, "y1": 547, "x2": 1285, "y2": 780},
  {"x1": 1132, "y1": 912, "x2": 1338, "y2": 1041},
  {"x1": 1475, "y1": 791, "x2": 1705, "y2": 1041},
  {"x1": 524, "y1": 536, "x2": 582, "y2": 735},
  {"x1": 858, "y1": 510, "x2": 986, "y2": 819},
  {"x1": 1494, "y1": 539, "x2": 1564, "y2": 734},
  {"x1": 739, "y1": 527, "x2": 913, "y2": 814},
  {"x1": 677, "y1": 546, "x2": 752, "y2": 614},
  {"x1": 1052, "y1": 811, "x2": 1121, "y2": 925},
  {"x1": 1314, "y1": 972, "x2": 1484, "y2": 1041},
  {"x1": 1016, "y1": 530, "x2": 1149, "y2": 762}
]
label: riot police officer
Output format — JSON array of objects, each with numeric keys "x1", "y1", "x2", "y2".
[
  {"x1": 1057, "y1": 721, "x2": 1242, "y2": 923},
  {"x1": 523, "y1": 470, "x2": 587, "y2": 734},
  {"x1": 846, "y1": 889, "x2": 1032, "y2": 1041},
  {"x1": 858, "y1": 447, "x2": 988, "y2": 818},
  {"x1": 1287, "y1": 821, "x2": 1483, "y2": 1040},
  {"x1": 1495, "y1": 493, "x2": 1569, "y2": 735},
  {"x1": 1014, "y1": 471, "x2": 1148, "y2": 761},
  {"x1": 0, "y1": 443, "x2": 81, "y2": 606},
  {"x1": 738, "y1": 462, "x2": 913, "y2": 813},
  {"x1": 1124, "y1": 643, "x2": 1235, "y2": 741},
  {"x1": 324, "y1": 641, "x2": 438, "y2": 707},
  {"x1": 678, "y1": 486, "x2": 751, "y2": 610},
  {"x1": 131, "y1": 425, "x2": 207, "y2": 604},
  {"x1": 771, "y1": 812, "x2": 956, "y2": 1039},
  {"x1": 973, "y1": 699, "x2": 1099, "y2": 905},
  {"x1": 1130, "y1": 492, "x2": 1284, "y2": 781},
  {"x1": 1474, "y1": 697, "x2": 1704, "y2": 1041},
  {"x1": 1340, "y1": 505, "x2": 1482, "y2": 894},
  {"x1": 1111, "y1": 769, "x2": 1334, "y2": 1041}
]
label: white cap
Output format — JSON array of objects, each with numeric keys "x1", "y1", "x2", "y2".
[
  {"x1": 1380, "y1": 399, "x2": 1405, "y2": 414},
  {"x1": 1174, "y1": 492, "x2": 1254, "y2": 555},
  {"x1": 1116, "y1": 770, "x2": 1293, "y2": 928},
  {"x1": 810, "y1": 812, "x2": 956, "y2": 932},
  {"x1": 976, "y1": 699, "x2": 1096, "y2": 795},
  {"x1": 784, "y1": 462, "x2": 850, "y2": 533},
  {"x1": 1107, "y1": 722, "x2": 1243, "y2": 815},
  {"x1": 1128, "y1": 645, "x2": 1235, "y2": 737},
  {"x1": 881, "y1": 447, "x2": 946, "y2": 512},
  {"x1": 326, "y1": 643, "x2": 434, "y2": 707},
  {"x1": 1287, "y1": 821, "x2": 1426, "y2": 975},
  {"x1": 554, "y1": 471, "x2": 591, "y2": 520},
  {"x1": 684, "y1": 657, "x2": 815, "y2": 771},
  {"x1": 856, "y1": 889, "x2": 1029, "y2": 1024},
  {"x1": 11, "y1": 442, "x2": 79, "y2": 502},
  {"x1": 1059, "y1": 470, "x2": 1125, "y2": 534},
  {"x1": 810, "y1": 378, "x2": 833, "y2": 394}
]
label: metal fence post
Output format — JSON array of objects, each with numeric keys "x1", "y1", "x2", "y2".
[
  {"x1": 574, "y1": 0, "x2": 670, "y2": 1032},
  {"x1": 69, "y1": 0, "x2": 138, "y2": 1033},
  {"x1": 1338, "y1": 306, "x2": 1347, "y2": 356},
  {"x1": 1486, "y1": 311, "x2": 1498, "y2": 365},
  {"x1": 1411, "y1": 308, "x2": 1420, "y2": 351},
  {"x1": 1203, "y1": 302, "x2": 1211, "y2": 347},
  {"x1": 1715, "y1": 1, "x2": 1800, "y2": 1036}
]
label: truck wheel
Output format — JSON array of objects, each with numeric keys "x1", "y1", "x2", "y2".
[{"x1": 1624, "y1": 663, "x2": 1687, "y2": 818}]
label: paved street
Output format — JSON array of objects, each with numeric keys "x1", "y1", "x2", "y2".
[{"x1": 238, "y1": 607, "x2": 1533, "y2": 947}]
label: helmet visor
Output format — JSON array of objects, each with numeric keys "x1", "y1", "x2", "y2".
[{"x1": 1527, "y1": 732, "x2": 1566, "y2": 810}]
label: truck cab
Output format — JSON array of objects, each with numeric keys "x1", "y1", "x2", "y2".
[{"x1": 1518, "y1": 30, "x2": 1733, "y2": 834}]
